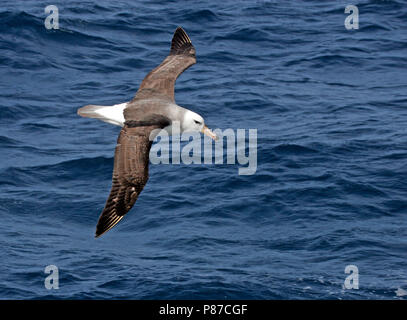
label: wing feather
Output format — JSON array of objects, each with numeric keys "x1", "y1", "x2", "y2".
[
  {"x1": 95, "y1": 122, "x2": 167, "y2": 238},
  {"x1": 132, "y1": 27, "x2": 196, "y2": 102}
]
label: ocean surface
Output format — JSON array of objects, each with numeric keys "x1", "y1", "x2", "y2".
[{"x1": 0, "y1": 0, "x2": 406, "y2": 299}]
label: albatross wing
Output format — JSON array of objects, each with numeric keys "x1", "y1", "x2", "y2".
[
  {"x1": 95, "y1": 117, "x2": 170, "y2": 237},
  {"x1": 133, "y1": 27, "x2": 196, "y2": 102}
]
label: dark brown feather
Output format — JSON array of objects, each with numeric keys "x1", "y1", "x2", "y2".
[
  {"x1": 95, "y1": 118, "x2": 170, "y2": 237},
  {"x1": 132, "y1": 27, "x2": 196, "y2": 103}
]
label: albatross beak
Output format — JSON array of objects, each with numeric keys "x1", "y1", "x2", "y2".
[{"x1": 201, "y1": 125, "x2": 218, "y2": 141}]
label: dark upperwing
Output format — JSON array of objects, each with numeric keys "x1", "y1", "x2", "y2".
[{"x1": 131, "y1": 27, "x2": 196, "y2": 103}]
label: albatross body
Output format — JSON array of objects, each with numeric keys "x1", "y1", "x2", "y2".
[{"x1": 77, "y1": 27, "x2": 217, "y2": 237}]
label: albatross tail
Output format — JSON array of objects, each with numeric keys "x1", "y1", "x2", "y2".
[{"x1": 77, "y1": 103, "x2": 127, "y2": 127}]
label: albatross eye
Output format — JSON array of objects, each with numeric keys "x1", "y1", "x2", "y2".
[{"x1": 194, "y1": 120, "x2": 202, "y2": 125}]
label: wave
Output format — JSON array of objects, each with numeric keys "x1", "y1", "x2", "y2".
[
  {"x1": 0, "y1": 157, "x2": 113, "y2": 187},
  {"x1": 178, "y1": 9, "x2": 220, "y2": 22},
  {"x1": 215, "y1": 27, "x2": 270, "y2": 42},
  {"x1": 272, "y1": 144, "x2": 319, "y2": 155}
]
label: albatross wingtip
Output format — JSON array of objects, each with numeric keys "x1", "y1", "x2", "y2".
[{"x1": 170, "y1": 26, "x2": 194, "y2": 56}]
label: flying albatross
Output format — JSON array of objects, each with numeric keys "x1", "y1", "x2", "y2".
[{"x1": 78, "y1": 27, "x2": 218, "y2": 238}]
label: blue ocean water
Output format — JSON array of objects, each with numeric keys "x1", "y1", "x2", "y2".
[{"x1": 0, "y1": 0, "x2": 406, "y2": 299}]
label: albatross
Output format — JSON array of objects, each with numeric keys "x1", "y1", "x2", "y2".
[{"x1": 78, "y1": 27, "x2": 218, "y2": 238}]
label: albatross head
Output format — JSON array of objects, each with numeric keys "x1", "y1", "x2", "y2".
[{"x1": 182, "y1": 110, "x2": 218, "y2": 140}]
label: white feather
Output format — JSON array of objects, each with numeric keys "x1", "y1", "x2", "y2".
[
  {"x1": 95, "y1": 103, "x2": 127, "y2": 126},
  {"x1": 78, "y1": 102, "x2": 127, "y2": 127}
]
